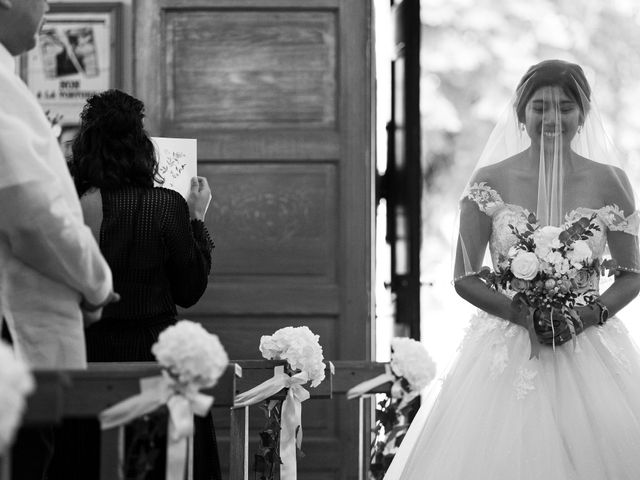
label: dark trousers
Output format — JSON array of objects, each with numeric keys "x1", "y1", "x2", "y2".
[{"x1": 2, "y1": 320, "x2": 54, "y2": 480}]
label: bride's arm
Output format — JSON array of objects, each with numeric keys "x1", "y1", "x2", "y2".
[
  {"x1": 577, "y1": 167, "x2": 640, "y2": 330},
  {"x1": 453, "y1": 199, "x2": 526, "y2": 326},
  {"x1": 454, "y1": 276, "x2": 526, "y2": 325},
  {"x1": 576, "y1": 231, "x2": 640, "y2": 329}
]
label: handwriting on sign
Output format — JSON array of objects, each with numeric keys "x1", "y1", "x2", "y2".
[
  {"x1": 151, "y1": 137, "x2": 197, "y2": 200},
  {"x1": 159, "y1": 149, "x2": 187, "y2": 188}
]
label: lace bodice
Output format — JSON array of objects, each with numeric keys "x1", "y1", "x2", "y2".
[{"x1": 465, "y1": 182, "x2": 640, "y2": 274}]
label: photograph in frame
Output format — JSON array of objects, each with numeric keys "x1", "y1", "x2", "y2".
[{"x1": 21, "y1": 3, "x2": 122, "y2": 127}]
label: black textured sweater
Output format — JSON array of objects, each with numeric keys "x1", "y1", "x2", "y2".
[
  {"x1": 86, "y1": 186, "x2": 214, "y2": 361},
  {"x1": 75, "y1": 187, "x2": 220, "y2": 480}
]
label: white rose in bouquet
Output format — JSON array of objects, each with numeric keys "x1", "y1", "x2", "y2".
[
  {"x1": 151, "y1": 320, "x2": 229, "y2": 388},
  {"x1": 567, "y1": 240, "x2": 592, "y2": 267},
  {"x1": 0, "y1": 341, "x2": 34, "y2": 455},
  {"x1": 533, "y1": 226, "x2": 563, "y2": 258},
  {"x1": 259, "y1": 326, "x2": 326, "y2": 387},
  {"x1": 511, "y1": 251, "x2": 540, "y2": 280},
  {"x1": 390, "y1": 337, "x2": 436, "y2": 393}
]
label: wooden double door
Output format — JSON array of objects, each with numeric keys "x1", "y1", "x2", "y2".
[{"x1": 134, "y1": 1, "x2": 374, "y2": 478}]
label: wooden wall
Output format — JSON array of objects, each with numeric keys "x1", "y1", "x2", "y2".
[{"x1": 134, "y1": 1, "x2": 374, "y2": 478}]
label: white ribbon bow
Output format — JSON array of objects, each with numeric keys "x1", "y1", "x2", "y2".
[
  {"x1": 99, "y1": 373, "x2": 214, "y2": 480},
  {"x1": 346, "y1": 364, "x2": 395, "y2": 400},
  {"x1": 234, "y1": 366, "x2": 310, "y2": 480}
]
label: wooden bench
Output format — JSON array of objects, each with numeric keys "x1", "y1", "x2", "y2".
[
  {"x1": 4, "y1": 362, "x2": 239, "y2": 480},
  {"x1": 3, "y1": 360, "x2": 387, "y2": 480}
]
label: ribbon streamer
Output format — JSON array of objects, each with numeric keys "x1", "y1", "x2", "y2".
[
  {"x1": 345, "y1": 364, "x2": 395, "y2": 400},
  {"x1": 526, "y1": 308, "x2": 542, "y2": 360},
  {"x1": 99, "y1": 373, "x2": 213, "y2": 480},
  {"x1": 234, "y1": 366, "x2": 310, "y2": 480}
]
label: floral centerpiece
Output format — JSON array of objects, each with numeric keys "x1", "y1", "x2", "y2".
[
  {"x1": 0, "y1": 340, "x2": 34, "y2": 456},
  {"x1": 369, "y1": 337, "x2": 436, "y2": 480},
  {"x1": 478, "y1": 212, "x2": 615, "y2": 355},
  {"x1": 235, "y1": 326, "x2": 326, "y2": 480}
]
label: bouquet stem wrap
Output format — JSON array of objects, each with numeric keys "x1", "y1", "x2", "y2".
[
  {"x1": 345, "y1": 365, "x2": 394, "y2": 400},
  {"x1": 525, "y1": 308, "x2": 542, "y2": 360},
  {"x1": 234, "y1": 366, "x2": 310, "y2": 480},
  {"x1": 99, "y1": 374, "x2": 214, "y2": 480}
]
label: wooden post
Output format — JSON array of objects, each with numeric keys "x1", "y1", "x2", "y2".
[
  {"x1": 329, "y1": 361, "x2": 391, "y2": 480},
  {"x1": 0, "y1": 453, "x2": 10, "y2": 480},
  {"x1": 229, "y1": 406, "x2": 249, "y2": 480},
  {"x1": 99, "y1": 427, "x2": 123, "y2": 480}
]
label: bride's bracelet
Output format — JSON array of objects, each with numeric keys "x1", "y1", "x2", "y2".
[{"x1": 593, "y1": 300, "x2": 609, "y2": 326}]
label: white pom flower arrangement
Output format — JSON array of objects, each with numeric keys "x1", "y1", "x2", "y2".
[
  {"x1": 0, "y1": 340, "x2": 34, "y2": 455},
  {"x1": 152, "y1": 320, "x2": 229, "y2": 389},
  {"x1": 259, "y1": 325, "x2": 326, "y2": 387}
]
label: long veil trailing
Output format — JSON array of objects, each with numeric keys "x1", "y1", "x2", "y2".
[
  {"x1": 384, "y1": 60, "x2": 640, "y2": 480},
  {"x1": 456, "y1": 60, "x2": 639, "y2": 282}
]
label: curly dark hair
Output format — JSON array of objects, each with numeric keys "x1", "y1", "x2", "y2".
[{"x1": 69, "y1": 89, "x2": 163, "y2": 196}]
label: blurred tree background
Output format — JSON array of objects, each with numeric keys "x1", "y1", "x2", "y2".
[{"x1": 418, "y1": 0, "x2": 640, "y2": 369}]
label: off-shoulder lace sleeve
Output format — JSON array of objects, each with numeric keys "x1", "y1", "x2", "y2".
[
  {"x1": 597, "y1": 205, "x2": 640, "y2": 235},
  {"x1": 464, "y1": 182, "x2": 504, "y2": 215},
  {"x1": 598, "y1": 205, "x2": 640, "y2": 274}
]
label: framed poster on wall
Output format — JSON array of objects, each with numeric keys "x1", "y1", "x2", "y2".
[{"x1": 20, "y1": 2, "x2": 122, "y2": 126}]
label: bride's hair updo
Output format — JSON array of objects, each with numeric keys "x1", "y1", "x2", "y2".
[{"x1": 514, "y1": 59, "x2": 591, "y2": 123}]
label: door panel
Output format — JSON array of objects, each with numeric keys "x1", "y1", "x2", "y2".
[
  {"x1": 164, "y1": 10, "x2": 337, "y2": 129},
  {"x1": 135, "y1": 1, "x2": 372, "y2": 477}
]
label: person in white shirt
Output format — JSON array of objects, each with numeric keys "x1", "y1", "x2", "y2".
[{"x1": 0, "y1": 1, "x2": 116, "y2": 478}]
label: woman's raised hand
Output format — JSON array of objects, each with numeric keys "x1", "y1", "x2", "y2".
[{"x1": 187, "y1": 176, "x2": 212, "y2": 221}]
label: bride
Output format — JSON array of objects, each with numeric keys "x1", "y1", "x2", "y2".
[{"x1": 385, "y1": 60, "x2": 640, "y2": 479}]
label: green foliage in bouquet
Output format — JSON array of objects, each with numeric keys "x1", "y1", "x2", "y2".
[
  {"x1": 369, "y1": 378, "x2": 420, "y2": 480},
  {"x1": 124, "y1": 409, "x2": 167, "y2": 480},
  {"x1": 254, "y1": 399, "x2": 283, "y2": 480}
]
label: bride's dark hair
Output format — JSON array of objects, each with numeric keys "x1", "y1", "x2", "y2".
[
  {"x1": 514, "y1": 59, "x2": 591, "y2": 123},
  {"x1": 69, "y1": 89, "x2": 162, "y2": 196}
]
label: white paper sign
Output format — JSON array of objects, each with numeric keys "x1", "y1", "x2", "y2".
[{"x1": 151, "y1": 137, "x2": 197, "y2": 199}]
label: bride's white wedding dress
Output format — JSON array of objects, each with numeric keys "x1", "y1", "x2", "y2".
[{"x1": 385, "y1": 183, "x2": 640, "y2": 480}]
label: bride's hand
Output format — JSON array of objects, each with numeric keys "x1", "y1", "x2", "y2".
[
  {"x1": 509, "y1": 293, "x2": 532, "y2": 329},
  {"x1": 534, "y1": 309, "x2": 574, "y2": 346},
  {"x1": 574, "y1": 305, "x2": 600, "y2": 331}
]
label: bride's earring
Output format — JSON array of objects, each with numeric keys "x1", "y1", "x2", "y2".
[
  {"x1": 577, "y1": 125, "x2": 583, "y2": 134},
  {"x1": 519, "y1": 123, "x2": 525, "y2": 131}
]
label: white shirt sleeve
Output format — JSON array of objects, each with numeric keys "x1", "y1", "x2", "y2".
[
  {"x1": 0, "y1": 180, "x2": 112, "y2": 305},
  {"x1": 0, "y1": 53, "x2": 112, "y2": 306}
]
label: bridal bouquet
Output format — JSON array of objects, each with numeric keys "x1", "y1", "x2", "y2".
[
  {"x1": 0, "y1": 340, "x2": 34, "y2": 455},
  {"x1": 479, "y1": 212, "x2": 614, "y2": 352},
  {"x1": 369, "y1": 338, "x2": 436, "y2": 480}
]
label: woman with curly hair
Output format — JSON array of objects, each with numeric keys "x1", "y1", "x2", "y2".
[{"x1": 50, "y1": 89, "x2": 221, "y2": 480}]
